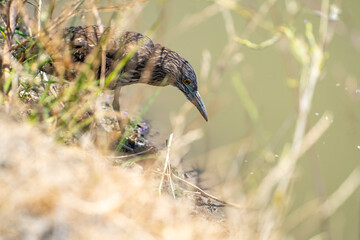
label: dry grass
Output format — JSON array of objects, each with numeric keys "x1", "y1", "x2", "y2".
[{"x1": 0, "y1": 115, "x2": 228, "y2": 240}]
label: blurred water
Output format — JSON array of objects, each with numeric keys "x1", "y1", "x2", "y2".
[{"x1": 138, "y1": 1, "x2": 360, "y2": 239}]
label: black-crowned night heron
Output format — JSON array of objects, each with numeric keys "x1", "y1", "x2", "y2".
[{"x1": 54, "y1": 25, "x2": 208, "y2": 121}]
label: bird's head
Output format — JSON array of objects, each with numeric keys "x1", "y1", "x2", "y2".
[
  {"x1": 148, "y1": 44, "x2": 208, "y2": 121},
  {"x1": 170, "y1": 54, "x2": 208, "y2": 122}
]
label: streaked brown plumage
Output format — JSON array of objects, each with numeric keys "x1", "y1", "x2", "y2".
[{"x1": 49, "y1": 25, "x2": 208, "y2": 121}]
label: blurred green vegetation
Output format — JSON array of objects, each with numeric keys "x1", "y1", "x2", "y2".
[{"x1": 138, "y1": 1, "x2": 359, "y2": 239}]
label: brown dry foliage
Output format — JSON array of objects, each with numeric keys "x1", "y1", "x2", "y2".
[{"x1": 0, "y1": 115, "x2": 228, "y2": 240}]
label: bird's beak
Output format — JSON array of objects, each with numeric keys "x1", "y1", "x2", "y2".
[{"x1": 191, "y1": 91, "x2": 208, "y2": 121}]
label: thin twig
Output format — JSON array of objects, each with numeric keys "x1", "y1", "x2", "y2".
[
  {"x1": 37, "y1": 0, "x2": 42, "y2": 32},
  {"x1": 159, "y1": 133, "x2": 175, "y2": 198},
  {"x1": 48, "y1": 0, "x2": 84, "y2": 32},
  {"x1": 107, "y1": 147, "x2": 155, "y2": 160},
  {"x1": 80, "y1": 0, "x2": 148, "y2": 13},
  {"x1": 170, "y1": 172, "x2": 246, "y2": 209},
  {"x1": 2, "y1": 0, "x2": 19, "y2": 93},
  {"x1": 91, "y1": 2, "x2": 106, "y2": 88},
  {"x1": 256, "y1": 113, "x2": 333, "y2": 206},
  {"x1": 320, "y1": 167, "x2": 360, "y2": 218},
  {"x1": 10, "y1": 0, "x2": 84, "y2": 53},
  {"x1": 286, "y1": 167, "x2": 360, "y2": 232}
]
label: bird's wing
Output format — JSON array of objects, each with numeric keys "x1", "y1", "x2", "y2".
[{"x1": 63, "y1": 25, "x2": 105, "y2": 48}]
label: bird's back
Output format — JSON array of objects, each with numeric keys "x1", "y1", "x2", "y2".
[{"x1": 49, "y1": 25, "x2": 155, "y2": 88}]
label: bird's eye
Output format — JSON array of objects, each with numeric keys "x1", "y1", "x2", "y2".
[{"x1": 183, "y1": 79, "x2": 191, "y2": 85}]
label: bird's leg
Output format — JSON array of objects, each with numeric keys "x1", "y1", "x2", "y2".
[{"x1": 112, "y1": 86, "x2": 121, "y2": 111}]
